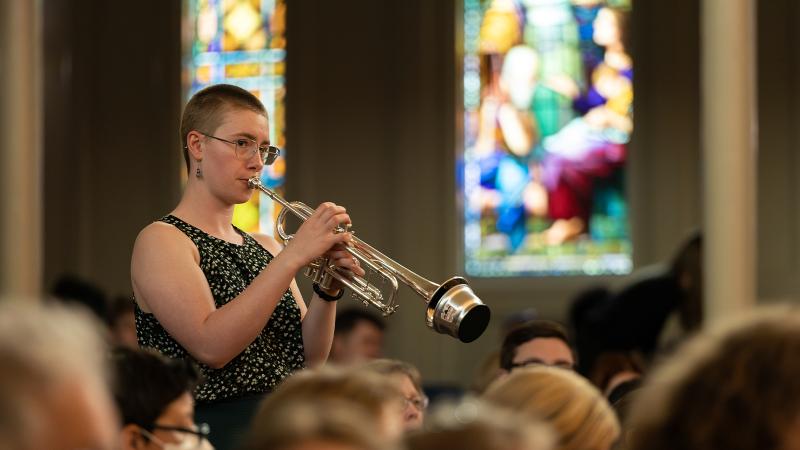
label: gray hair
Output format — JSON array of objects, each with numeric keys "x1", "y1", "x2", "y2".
[{"x1": 0, "y1": 301, "x2": 110, "y2": 450}]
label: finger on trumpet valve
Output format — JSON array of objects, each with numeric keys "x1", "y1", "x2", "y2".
[{"x1": 333, "y1": 223, "x2": 353, "y2": 234}]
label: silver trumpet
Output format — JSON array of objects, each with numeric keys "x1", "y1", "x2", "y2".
[{"x1": 248, "y1": 177, "x2": 490, "y2": 343}]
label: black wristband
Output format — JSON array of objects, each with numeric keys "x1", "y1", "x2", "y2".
[{"x1": 313, "y1": 283, "x2": 344, "y2": 302}]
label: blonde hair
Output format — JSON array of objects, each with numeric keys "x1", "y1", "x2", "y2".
[
  {"x1": 484, "y1": 366, "x2": 619, "y2": 450},
  {"x1": 627, "y1": 306, "x2": 800, "y2": 450},
  {"x1": 259, "y1": 366, "x2": 402, "y2": 416},
  {"x1": 247, "y1": 366, "x2": 404, "y2": 446},
  {"x1": 242, "y1": 399, "x2": 398, "y2": 450},
  {"x1": 406, "y1": 398, "x2": 555, "y2": 450}
]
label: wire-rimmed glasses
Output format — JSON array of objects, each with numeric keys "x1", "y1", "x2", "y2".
[{"x1": 201, "y1": 132, "x2": 280, "y2": 165}]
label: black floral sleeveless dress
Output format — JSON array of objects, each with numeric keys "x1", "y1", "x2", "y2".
[{"x1": 135, "y1": 215, "x2": 305, "y2": 404}]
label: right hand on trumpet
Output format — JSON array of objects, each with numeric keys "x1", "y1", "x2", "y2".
[{"x1": 282, "y1": 202, "x2": 358, "y2": 270}]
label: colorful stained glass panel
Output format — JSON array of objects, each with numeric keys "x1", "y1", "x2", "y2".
[{"x1": 462, "y1": 0, "x2": 633, "y2": 276}]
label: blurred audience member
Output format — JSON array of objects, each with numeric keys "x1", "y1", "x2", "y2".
[
  {"x1": 363, "y1": 359, "x2": 428, "y2": 431},
  {"x1": 109, "y1": 295, "x2": 138, "y2": 349},
  {"x1": 329, "y1": 307, "x2": 386, "y2": 366},
  {"x1": 241, "y1": 399, "x2": 397, "y2": 450},
  {"x1": 50, "y1": 273, "x2": 109, "y2": 322},
  {"x1": 570, "y1": 232, "x2": 702, "y2": 375},
  {"x1": 485, "y1": 366, "x2": 619, "y2": 450},
  {"x1": 471, "y1": 308, "x2": 541, "y2": 394},
  {"x1": 0, "y1": 302, "x2": 119, "y2": 450},
  {"x1": 627, "y1": 306, "x2": 800, "y2": 450},
  {"x1": 249, "y1": 366, "x2": 405, "y2": 444},
  {"x1": 110, "y1": 347, "x2": 212, "y2": 450},
  {"x1": 588, "y1": 351, "x2": 645, "y2": 397},
  {"x1": 406, "y1": 398, "x2": 554, "y2": 450},
  {"x1": 500, "y1": 320, "x2": 575, "y2": 372}
]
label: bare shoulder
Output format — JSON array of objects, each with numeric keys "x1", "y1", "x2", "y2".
[
  {"x1": 252, "y1": 233, "x2": 285, "y2": 256},
  {"x1": 133, "y1": 221, "x2": 196, "y2": 257},
  {"x1": 131, "y1": 221, "x2": 200, "y2": 285},
  {"x1": 131, "y1": 221, "x2": 201, "y2": 312}
]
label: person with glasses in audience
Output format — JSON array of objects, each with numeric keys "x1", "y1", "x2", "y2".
[
  {"x1": 112, "y1": 347, "x2": 213, "y2": 450},
  {"x1": 362, "y1": 359, "x2": 429, "y2": 431},
  {"x1": 131, "y1": 84, "x2": 364, "y2": 450},
  {"x1": 499, "y1": 319, "x2": 576, "y2": 372}
]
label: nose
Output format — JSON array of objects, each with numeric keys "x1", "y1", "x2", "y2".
[
  {"x1": 246, "y1": 150, "x2": 264, "y2": 172},
  {"x1": 404, "y1": 405, "x2": 420, "y2": 422}
]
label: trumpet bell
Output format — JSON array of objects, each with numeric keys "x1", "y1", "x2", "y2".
[{"x1": 426, "y1": 277, "x2": 491, "y2": 343}]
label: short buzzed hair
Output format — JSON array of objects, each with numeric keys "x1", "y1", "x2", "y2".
[
  {"x1": 500, "y1": 320, "x2": 573, "y2": 371},
  {"x1": 179, "y1": 84, "x2": 268, "y2": 173}
]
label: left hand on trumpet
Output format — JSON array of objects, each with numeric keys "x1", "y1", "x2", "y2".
[{"x1": 320, "y1": 243, "x2": 366, "y2": 295}]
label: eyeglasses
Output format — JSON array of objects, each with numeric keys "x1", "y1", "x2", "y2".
[
  {"x1": 201, "y1": 132, "x2": 280, "y2": 165},
  {"x1": 404, "y1": 395, "x2": 430, "y2": 411},
  {"x1": 147, "y1": 422, "x2": 211, "y2": 448}
]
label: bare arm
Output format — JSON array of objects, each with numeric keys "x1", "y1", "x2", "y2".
[{"x1": 132, "y1": 203, "x2": 353, "y2": 369}]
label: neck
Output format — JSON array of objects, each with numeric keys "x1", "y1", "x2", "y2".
[{"x1": 172, "y1": 178, "x2": 237, "y2": 236}]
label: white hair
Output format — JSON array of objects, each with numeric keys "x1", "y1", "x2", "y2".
[{"x1": 0, "y1": 300, "x2": 109, "y2": 450}]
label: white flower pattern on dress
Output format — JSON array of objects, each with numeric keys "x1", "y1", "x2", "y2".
[{"x1": 135, "y1": 215, "x2": 305, "y2": 403}]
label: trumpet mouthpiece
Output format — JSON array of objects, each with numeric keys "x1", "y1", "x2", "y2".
[{"x1": 247, "y1": 177, "x2": 261, "y2": 189}]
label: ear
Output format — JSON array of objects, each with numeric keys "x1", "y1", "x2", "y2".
[
  {"x1": 120, "y1": 424, "x2": 144, "y2": 450},
  {"x1": 186, "y1": 130, "x2": 205, "y2": 162}
]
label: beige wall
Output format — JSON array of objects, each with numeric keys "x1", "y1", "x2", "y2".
[{"x1": 34, "y1": 0, "x2": 800, "y2": 385}]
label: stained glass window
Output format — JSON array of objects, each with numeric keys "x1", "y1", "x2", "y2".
[
  {"x1": 462, "y1": 0, "x2": 633, "y2": 276},
  {"x1": 184, "y1": 0, "x2": 287, "y2": 235}
]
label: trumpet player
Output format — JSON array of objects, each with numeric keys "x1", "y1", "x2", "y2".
[{"x1": 130, "y1": 84, "x2": 365, "y2": 450}]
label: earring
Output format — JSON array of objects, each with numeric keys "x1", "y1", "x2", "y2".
[{"x1": 195, "y1": 161, "x2": 203, "y2": 178}]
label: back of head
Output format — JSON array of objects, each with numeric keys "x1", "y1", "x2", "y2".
[
  {"x1": 627, "y1": 306, "x2": 800, "y2": 450},
  {"x1": 180, "y1": 84, "x2": 267, "y2": 172},
  {"x1": 251, "y1": 366, "x2": 404, "y2": 441},
  {"x1": 0, "y1": 301, "x2": 116, "y2": 450},
  {"x1": 50, "y1": 273, "x2": 109, "y2": 323},
  {"x1": 669, "y1": 231, "x2": 703, "y2": 330},
  {"x1": 588, "y1": 351, "x2": 645, "y2": 394},
  {"x1": 110, "y1": 346, "x2": 200, "y2": 428},
  {"x1": 500, "y1": 320, "x2": 573, "y2": 371},
  {"x1": 405, "y1": 398, "x2": 555, "y2": 450},
  {"x1": 242, "y1": 399, "x2": 394, "y2": 450},
  {"x1": 484, "y1": 366, "x2": 619, "y2": 450}
]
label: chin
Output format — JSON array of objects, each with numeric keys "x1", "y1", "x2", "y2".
[{"x1": 233, "y1": 192, "x2": 253, "y2": 205}]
